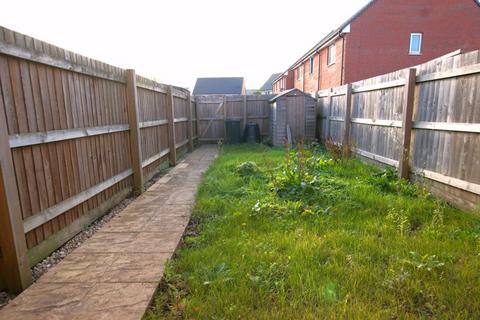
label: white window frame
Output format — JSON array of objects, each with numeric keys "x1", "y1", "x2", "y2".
[
  {"x1": 327, "y1": 44, "x2": 336, "y2": 66},
  {"x1": 297, "y1": 66, "x2": 302, "y2": 80},
  {"x1": 409, "y1": 33, "x2": 422, "y2": 55},
  {"x1": 309, "y1": 56, "x2": 314, "y2": 74}
]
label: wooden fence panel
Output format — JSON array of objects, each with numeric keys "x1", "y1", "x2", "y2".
[
  {"x1": 0, "y1": 26, "x2": 195, "y2": 292},
  {"x1": 350, "y1": 69, "x2": 404, "y2": 163},
  {"x1": 411, "y1": 50, "x2": 480, "y2": 207},
  {"x1": 196, "y1": 95, "x2": 225, "y2": 142},
  {"x1": 246, "y1": 96, "x2": 271, "y2": 137},
  {"x1": 136, "y1": 84, "x2": 170, "y2": 181},
  {"x1": 329, "y1": 89, "x2": 346, "y2": 144},
  {"x1": 173, "y1": 96, "x2": 189, "y2": 153}
]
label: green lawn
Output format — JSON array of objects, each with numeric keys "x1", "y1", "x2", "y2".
[{"x1": 145, "y1": 144, "x2": 480, "y2": 319}]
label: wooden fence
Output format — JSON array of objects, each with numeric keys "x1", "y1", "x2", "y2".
[
  {"x1": 195, "y1": 94, "x2": 273, "y2": 142},
  {"x1": 316, "y1": 49, "x2": 480, "y2": 211},
  {"x1": 0, "y1": 26, "x2": 198, "y2": 292}
]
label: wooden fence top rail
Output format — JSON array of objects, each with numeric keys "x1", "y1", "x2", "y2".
[
  {"x1": 352, "y1": 79, "x2": 405, "y2": 93},
  {"x1": 316, "y1": 61, "x2": 480, "y2": 97},
  {"x1": 0, "y1": 41, "x2": 126, "y2": 83},
  {"x1": 416, "y1": 63, "x2": 480, "y2": 83}
]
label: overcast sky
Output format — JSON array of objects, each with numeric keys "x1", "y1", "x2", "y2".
[{"x1": 0, "y1": 0, "x2": 369, "y2": 90}]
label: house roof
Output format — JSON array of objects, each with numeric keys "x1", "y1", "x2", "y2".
[
  {"x1": 269, "y1": 88, "x2": 313, "y2": 102},
  {"x1": 260, "y1": 73, "x2": 282, "y2": 91},
  {"x1": 192, "y1": 77, "x2": 245, "y2": 95},
  {"x1": 274, "y1": 0, "x2": 377, "y2": 83}
]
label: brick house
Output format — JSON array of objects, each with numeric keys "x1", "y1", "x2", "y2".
[
  {"x1": 272, "y1": 70, "x2": 294, "y2": 93},
  {"x1": 272, "y1": 0, "x2": 480, "y2": 93}
]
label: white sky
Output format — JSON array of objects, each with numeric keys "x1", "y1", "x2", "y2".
[{"x1": 0, "y1": 0, "x2": 369, "y2": 90}]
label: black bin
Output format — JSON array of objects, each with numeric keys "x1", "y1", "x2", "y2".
[
  {"x1": 243, "y1": 122, "x2": 261, "y2": 143},
  {"x1": 225, "y1": 119, "x2": 241, "y2": 144}
]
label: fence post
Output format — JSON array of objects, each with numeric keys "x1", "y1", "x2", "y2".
[
  {"x1": 125, "y1": 69, "x2": 144, "y2": 195},
  {"x1": 166, "y1": 86, "x2": 177, "y2": 166},
  {"x1": 187, "y1": 94, "x2": 194, "y2": 152},
  {"x1": 342, "y1": 84, "x2": 353, "y2": 156},
  {"x1": 325, "y1": 89, "x2": 332, "y2": 140},
  {"x1": 0, "y1": 106, "x2": 32, "y2": 292},
  {"x1": 314, "y1": 91, "x2": 320, "y2": 140},
  {"x1": 243, "y1": 95, "x2": 247, "y2": 131},
  {"x1": 194, "y1": 97, "x2": 200, "y2": 143},
  {"x1": 398, "y1": 68, "x2": 417, "y2": 180},
  {"x1": 223, "y1": 95, "x2": 227, "y2": 140}
]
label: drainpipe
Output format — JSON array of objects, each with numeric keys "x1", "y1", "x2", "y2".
[
  {"x1": 339, "y1": 33, "x2": 346, "y2": 85},
  {"x1": 317, "y1": 51, "x2": 321, "y2": 91}
]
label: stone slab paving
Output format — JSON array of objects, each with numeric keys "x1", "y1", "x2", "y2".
[{"x1": 0, "y1": 145, "x2": 218, "y2": 320}]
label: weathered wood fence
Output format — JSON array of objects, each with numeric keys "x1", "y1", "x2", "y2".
[
  {"x1": 0, "y1": 27, "x2": 198, "y2": 292},
  {"x1": 316, "y1": 49, "x2": 480, "y2": 211},
  {"x1": 195, "y1": 94, "x2": 273, "y2": 142}
]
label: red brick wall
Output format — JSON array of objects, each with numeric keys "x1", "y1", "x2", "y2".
[
  {"x1": 303, "y1": 53, "x2": 320, "y2": 93},
  {"x1": 319, "y1": 39, "x2": 344, "y2": 90},
  {"x1": 344, "y1": 0, "x2": 480, "y2": 83},
  {"x1": 293, "y1": 65, "x2": 303, "y2": 90},
  {"x1": 292, "y1": 39, "x2": 345, "y2": 93}
]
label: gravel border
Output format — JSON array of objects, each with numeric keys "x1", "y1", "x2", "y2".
[{"x1": 0, "y1": 166, "x2": 170, "y2": 311}]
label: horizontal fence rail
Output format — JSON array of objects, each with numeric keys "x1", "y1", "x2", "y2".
[
  {"x1": 316, "y1": 49, "x2": 480, "y2": 211},
  {"x1": 0, "y1": 26, "x2": 198, "y2": 293}
]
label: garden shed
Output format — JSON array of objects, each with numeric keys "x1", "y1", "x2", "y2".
[{"x1": 269, "y1": 89, "x2": 316, "y2": 146}]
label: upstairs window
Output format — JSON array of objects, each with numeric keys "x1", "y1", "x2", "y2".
[
  {"x1": 409, "y1": 33, "x2": 422, "y2": 55},
  {"x1": 297, "y1": 67, "x2": 302, "y2": 80},
  {"x1": 309, "y1": 56, "x2": 314, "y2": 74},
  {"x1": 327, "y1": 44, "x2": 336, "y2": 66}
]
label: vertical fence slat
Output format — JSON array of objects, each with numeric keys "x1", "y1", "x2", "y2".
[
  {"x1": 342, "y1": 84, "x2": 353, "y2": 155},
  {"x1": 0, "y1": 99, "x2": 32, "y2": 292},
  {"x1": 166, "y1": 86, "x2": 176, "y2": 166},
  {"x1": 125, "y1": 69, "x2": 144, "y2": 194},
  {"x1": 223, "y1": 95, "x2": 227, "y2": 136},
  {"x1": 195, "y1": 97, "x2": 200, "y2": 141},
  {"x1": 398, "y1": 68, "x2": 416, "y2": 180},
  {"x1": 187, "y1": 94, "x2": 194, "y2": 152},
  {"x1": 243, "y1": 95, "x2": 247, "y2": 131},
  {"x1": 326, "y1": 90, "x2": 332, "y2": 139}
]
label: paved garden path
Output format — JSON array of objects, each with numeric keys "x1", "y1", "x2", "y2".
[{"x1": 0, "y1": 145, "x2": 218, "y2": 320}]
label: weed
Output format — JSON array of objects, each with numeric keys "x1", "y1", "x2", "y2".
[{"x1": 236, "y1": 161, "x2": 260, "y2": 177}]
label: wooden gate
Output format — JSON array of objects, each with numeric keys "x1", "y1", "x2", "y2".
[
  {"x1": 195, "y1": 95, "x2": 226, "y2": 142},
  {"x1": 195, "y1": 95, "x2": 273, "y2": 142}
]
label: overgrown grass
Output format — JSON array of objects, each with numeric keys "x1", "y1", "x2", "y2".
[{"x1": 144, "y1": 144, "x2": 480, "y2": 319}]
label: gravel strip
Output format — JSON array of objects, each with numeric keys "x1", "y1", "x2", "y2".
[
  {"x1": 31, "y1": 195, "x2": 136, "y2": 281},
  {"x1": 0, "y1": 166, "x2": 171, "y2": 311},
  {"x1": 0, "y1": 292, "x2": 15, "y2": 310}
]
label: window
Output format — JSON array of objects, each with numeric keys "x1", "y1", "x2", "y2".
[
  {"x1": 309, "y1": 56, "x2": 314, "y2": 74},
  {"x1": 297, "y1": 67, "x2": 302, "y2": 80},
  {"x1": 327, "y1": 44, "x2": 336, "y2": 65},
  {"x1": 409, "y1": 33, "x2": 422, "y2": 55}
]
